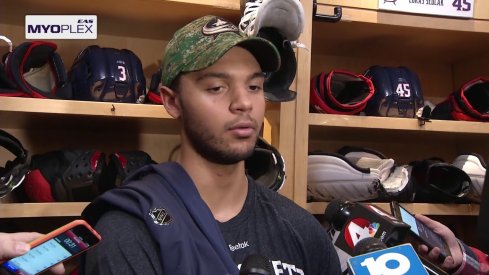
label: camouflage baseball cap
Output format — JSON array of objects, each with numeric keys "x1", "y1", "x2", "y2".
[{"x1": 161, "y1": 15, "x2": 281, "y2": 87}]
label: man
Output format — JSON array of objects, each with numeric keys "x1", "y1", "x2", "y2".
[{"x1": 82, "y1": 15, "x2": 341, "y2": 275}]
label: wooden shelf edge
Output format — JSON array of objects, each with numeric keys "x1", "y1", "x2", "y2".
[
  {"x1": 167, "y1": 0, "x2": 238, "y2": 10},
  {"x1": 306, "y1": 202, "x2": 480, "y2": 216},
  {"x1": 0, "y1": 203, "x2": 89, "y2": 218},
  {"x1": 317, "y1": 0, "x2": 489, "y2": 20},
  {"x1": 0, "y1": 201, "x2": 479, "y2": 218},
  {"x1": 308, "y1": 113, "x2": 489, "y2": 135},
  {"x1": 315, "y1": 4, "x2": 489, "y2": 33},
  {"x1": 0, "y1": 97, "x2": 171, "y2": 119}
]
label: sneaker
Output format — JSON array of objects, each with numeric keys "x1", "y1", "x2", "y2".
[{"x1": 239, "y1": 0, "x2": 305, "y2": 42}]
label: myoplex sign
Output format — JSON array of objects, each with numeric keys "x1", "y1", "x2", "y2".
[{"x1": 25, "y1": 15, "x2": 97, "y2": 39}]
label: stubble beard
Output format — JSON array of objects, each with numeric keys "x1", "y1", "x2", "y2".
[{"x1": 181, "y1": 108, "x2": 256, "y2": 165}]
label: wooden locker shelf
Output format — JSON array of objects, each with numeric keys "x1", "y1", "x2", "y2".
[
  {"x1": 0, "y1": 97, "x2": 181, "y2": 135},
  {"x1": 0, "y1": 201, "x2": 479, "y2": 221},
  {"x1": 0, "y1": 97, "x2": 170, "y2": 118},
  {"x1": 306, "y1": 202, "x2": 481, "y2": 216},
  {"x1": 309, "y1": 113, "x2": 489, "y2": 135},
  {"x1": 0, "y1": 202, "x2": 89, "y2": 218}
]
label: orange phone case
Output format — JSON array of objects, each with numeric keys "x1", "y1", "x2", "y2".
[
  {"x1": 0, "y1": 219, "x2": 101, "y2": 266},
  {"x1": 28, "y1": 219, "x2": 101, "y2": 248}
]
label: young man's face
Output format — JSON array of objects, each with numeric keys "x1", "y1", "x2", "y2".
[{"x1": 177, "y1": 46, "x2": 266, "y2": 165}]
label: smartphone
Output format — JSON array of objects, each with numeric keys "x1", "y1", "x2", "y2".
[
  {"x1": 0, "y1": 219, "x2": 101, "y2": 275},
  {"x1": 390, "y1": 201, "x2": 451, "y2": 260}
]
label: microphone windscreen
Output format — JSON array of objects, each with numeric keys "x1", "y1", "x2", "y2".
[
  {"x1": 239, "y1": 254, "x2": 274, "y2": 275},
  {"x1": 324, "y1": 199, "x2": 342, "y2": 221},
  {"x1": 353, "y1": 237, "x2": 388, "y2": 256},
  {"x1": 324, "y1": 199, "x2": 353, "y2": 231}
]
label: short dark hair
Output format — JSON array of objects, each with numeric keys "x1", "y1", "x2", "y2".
[{"x1": 169, "y1": 74, "x2": 182, "y2": 93}]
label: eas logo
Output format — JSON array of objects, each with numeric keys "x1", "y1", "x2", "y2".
[
  {"x1": 78, "y1": 19, "x2": 93, "y2": 24},
  {"x1": 344, "y1": 218, "x2": 379, "y2": 249}
]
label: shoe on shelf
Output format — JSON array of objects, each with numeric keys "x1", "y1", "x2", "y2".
[{"x1": 239, "y1": 0, "x2": 305, "y2": 42}]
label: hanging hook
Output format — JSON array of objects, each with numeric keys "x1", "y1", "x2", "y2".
[
  {"x1": 0, "y1": 36, "x2": 13, "y2": 52},
  {"x1": 417, "y1": 106, "x2": 432, "y2": 126},
  {"x1": 313, "y1": 0, "x2": 342, "y2": 23}
]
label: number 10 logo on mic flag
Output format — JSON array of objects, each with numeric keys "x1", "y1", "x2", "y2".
[{"x1": 348, "y1": 243, "x2": 428, "y2": 275}]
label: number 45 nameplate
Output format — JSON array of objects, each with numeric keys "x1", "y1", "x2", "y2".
[{"x1": 379, "y1": 0, "x2": 474, "y2": 19}]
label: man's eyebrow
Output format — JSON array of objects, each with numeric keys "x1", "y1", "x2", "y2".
[
  {"x1": 249, "y1": 72, "x2": 266, "y2": 80},
  {"x1": 195, "y1": 71, "x2": 265, "y2": 82},
  {"x1": 195, "y1": 72, "x2": 229, "y2": 82}
]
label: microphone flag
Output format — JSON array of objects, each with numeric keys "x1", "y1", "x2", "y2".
[{"x1": 348, "y1": 243, "x2": 428, "y2": 275}]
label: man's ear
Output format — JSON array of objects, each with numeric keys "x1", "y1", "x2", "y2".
[{"x1": 160, "y1": 85, "x2": 181, "y2": 119}]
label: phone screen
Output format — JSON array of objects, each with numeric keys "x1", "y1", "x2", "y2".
[
  {"x1": 397, "y1": 205, "x2": 451, "y2": 259},
  {"x1": 1, "y1": 224, "x2": 100, "y2": 275}
]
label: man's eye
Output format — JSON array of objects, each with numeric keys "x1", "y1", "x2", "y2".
[
  {"x1": 207, "y1": 86, "x2": 224, "y2": 93},
  {"x1": 249, "y1": 85, "x2": 263, "y2": 92}
]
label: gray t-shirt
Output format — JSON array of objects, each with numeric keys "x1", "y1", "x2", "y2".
[{"x1": 220, "y1": 181, "x2": 341, "y2": 275}]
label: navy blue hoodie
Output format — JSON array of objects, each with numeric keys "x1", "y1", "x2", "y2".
[{"x1": 82, "y1": 162, "x2": 239, "y2": 275}]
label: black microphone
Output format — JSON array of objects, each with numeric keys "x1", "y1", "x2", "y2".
[
  {"x1": 324, "y1": 200, "x2": 411, "y2": 251},
  {"x1": 324, "y1": 199, "x2": 355, "y2": 232},
  {"x1": 350, "y1": 237, "x2": 448, "y2": 275},
  {"x1": 352, "y1": 236, "x2": 388, "y2": 256},
  {"x1": 239, "y1": 254, "x2": 275, "y2": 275}
]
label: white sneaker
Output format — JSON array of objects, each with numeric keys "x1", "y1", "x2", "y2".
[{"x1": 239, "y1": 0, "x2": 305, "y2": 42}]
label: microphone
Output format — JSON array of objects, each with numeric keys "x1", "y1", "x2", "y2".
[
  {"x1": 239, "y1": 254, "x2": 275, "y2": 275},
  {"x1": 325, "y1": 200, "x2": 411, "y2": 249},
  {"x1": 352, "y1": 236, "x2": 388, "y2": 255},
  {"x1": 324, "y1": 200, "x2": 411, "y2": 273},
  {"x1": 349, "y1": 237, "x2": 448, "y2": 275},
  {"x1": 324, "y1": 199, "x2": 355, "y2": 232}
]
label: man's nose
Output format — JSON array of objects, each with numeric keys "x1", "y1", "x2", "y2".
[{"x1": 229, "y1": 85, "x2": 253, "y2": 112}]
